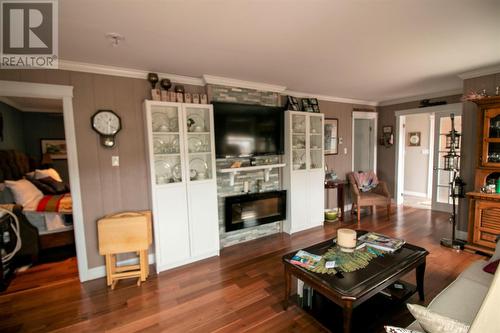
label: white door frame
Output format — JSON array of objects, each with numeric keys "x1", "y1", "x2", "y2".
[
  {"x1": 352, "y1": 111, "x2": 378, "y2": 172},
  {"x1": 394, "y1": 103, "x2": 462, "y2": 206},
  {"x1": 0, "y1": 80, "x2": 89, "y2": 282}
]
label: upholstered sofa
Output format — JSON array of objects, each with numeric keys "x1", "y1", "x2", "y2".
[{"x1": 407, "y1": 239, "x2": 500, "y2": 332}]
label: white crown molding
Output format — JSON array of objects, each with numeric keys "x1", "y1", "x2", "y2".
[
  {"x1": 286, "y1": 90, "x2": 378, "y2": 106},
  {"x1": 0, "y1": 96, "x2": 63, "y2": 113},
  {"x1": 59, "y1": 59, "x2": 376, "y2": 106},
  {"x1": 202, "y1": 74, "x2": 287, "y2": 93},
  {"x1": 458, "y1": 64, "x2": 500, "y2": 80},
  {"x1": 59, "y1": 59, "x2": 205, "y2": 86},
  {"x1": 377, "y1": 88, "x2": 463, "y2": 107}
]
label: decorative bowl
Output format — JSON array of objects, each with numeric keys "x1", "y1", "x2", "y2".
[{"x1": 325, "y1": 209, "x2": 338, "y2": 221}]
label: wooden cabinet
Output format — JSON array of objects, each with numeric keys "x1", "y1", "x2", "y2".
[
  {"x1": 481, "y1": 107, "x2": 500, "y2": 167},
  {"x1": 143, "y1": 101, "x2": 219, "y2": 273},
  {"x1": 466, "y1": 96, "x2": 500, "y2": 254},
  {"x1": 283, "y1": 111, "x2": 325, "y2": 234}
]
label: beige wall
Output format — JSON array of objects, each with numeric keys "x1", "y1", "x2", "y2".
[
  {"x1": 0, "y1": 69, "x2": 205, "y2": 269},
  {"x1": 320, "y1": 100, "x2": 376, "y2": 209},
  {"x1": 376, "y1": 94, "x2": 462, "y2": 197},
  {"x1": 403, "y1": 113, "x2": 431, "y2": 196},
  {"x1": 0, "y1": 69, "x2": 377, "y2": 269},
  {"x1": 459, "y1": 73, "x2": 500, "y2": 231}
]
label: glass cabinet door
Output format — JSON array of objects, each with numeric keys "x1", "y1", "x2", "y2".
[
  {"x1": 151, "y1": 104, "x2": 183, "y2": 185},
  {"x1": 291, "y1": 114, "x2": 307, "y2": 170},
  {"x1": 309, "y1": 115, "x2": 323, "y2": 169},
  {"x1": 484, "y1": 109, "x2": 500, "y2": 165},
  {"x1": 184, "y1": 105, "x2": 214, "y2": 181}
]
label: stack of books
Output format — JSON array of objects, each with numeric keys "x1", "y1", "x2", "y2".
[
  {"x1": 357, "y1": 232, "x2": 405, "y2": 252},
  {"x1": 290, "y1": 250, "x2": 322, "y2": 269}
]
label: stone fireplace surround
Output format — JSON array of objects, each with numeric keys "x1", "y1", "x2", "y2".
[{"x1": 207, "y1": 84, "x2": 286, "y2": 248}]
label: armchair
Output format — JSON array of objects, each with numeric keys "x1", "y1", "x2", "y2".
[{"x1": 347, "y1": 172, "x2": 391, "y2": 224}]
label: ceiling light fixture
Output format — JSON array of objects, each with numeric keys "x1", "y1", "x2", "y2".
[{"x1": 105, "y1": 32, "x2": 125, "y2": 47}]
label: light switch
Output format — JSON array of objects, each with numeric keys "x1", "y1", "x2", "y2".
[
  {"x1": 344, "y1": 147, "x2": 348, "y2": 155},
  {"x1": 112, "y1": 156, "x2": 119, "y2": 166},
  {"x1": 339, "y1": 137, "x2": 343, "y2": 145}
]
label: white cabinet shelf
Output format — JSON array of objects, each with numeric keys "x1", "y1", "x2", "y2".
[
  {"x1": 218, "y1": 163, "x2": 286, "y2": 173},
  {"x1": 218, "y1": 163, "x2": 286, "y2": 185},
  {"x1": 144, "y1": 100, "x2": 220, "y2": 273},
  {"x1": 283, "y1": 111, "x2": 325, "y2": 234}
]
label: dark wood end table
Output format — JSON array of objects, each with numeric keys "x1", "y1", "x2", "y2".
[
  {"x1": 325, "y1": 179, "x2": 347, "y2": 221},
  {"x1": 282, "y1": 231, "x2": 428, "y2": 333}
]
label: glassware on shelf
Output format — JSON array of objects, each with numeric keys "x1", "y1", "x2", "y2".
[
  {"x1": 292, "y1": 135, "x2": 306, "y2": 149},
  {"x1": 154, "y1": 159, "x2": 172, "y2": 184},
  {"x1": 169, "y1": 116, "x2": 179, "y2": 132},
  {"x1": 153, "y1": 135, "x2": 179, "y2": 154},
  {"x1": 172, "y1": 164, "x2": 182, "y2": 182},
  {"x1": 292, "y1": 115, "x2": 306, "y2": 133},
  {"x1": 189, "y1": 157, "x2": 210, "y2": 181},
  {"x1": 186, "y1": 112, "x2": 206, "y2": 132},
  {"x1": 293, "y1": 150, "x2": 306, "y2": 170},
  {"x1": 152, "y1": 112, "x2": 169, "y2": 132},
  {"x1": 188, "y1": 136, "x2": 204, "y2": 153}
]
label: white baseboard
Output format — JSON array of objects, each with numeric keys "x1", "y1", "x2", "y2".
[
  {"x1": 155, "y1": 250, "x2": 219, "y2": 273},
  {"x1": 85, "y1": 253, "x2": 156, "y2": 281},
  {"x1": 403, "y1": 191, "x2": 429, "y2": 198}
]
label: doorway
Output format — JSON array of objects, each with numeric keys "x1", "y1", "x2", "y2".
[
  {"x1": 394, "y1": 103, "x2": 462, "y2": 212},
  {"x1": 352, "y1": 112, "x2": 377, "y2": 173},
  {"x1": 0, "y1": 80, "x2": 88, "y2": 286},
  {"x1": 431, "y1": 111, "x2": 462, "y2": 212}
]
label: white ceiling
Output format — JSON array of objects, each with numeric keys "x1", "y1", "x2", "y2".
[
  {"x1": 0, "y1": 96, "x2": 63, "y2": 113},
  {"x1": 59, "y1": 0, "x2": 500, "y2": 103}
]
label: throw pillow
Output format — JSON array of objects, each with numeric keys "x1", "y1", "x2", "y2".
[
  {"x1": 492, "y1": 237, "x2": 500, "y2": 262},
  {"x1": 385, "y1": 326, "x2": 423, "y2": 333},
  {"x1": 483, "y1": 259, "x2": 499, "y2": 274},
  {"x1": 37, "y1": 177, "x2": 69, "y2": 194},
  {"x1": 35, "y1": 168, "x2": 62, "y2": 182},
  {"x1": 39, "y1": 177, "x2": 69, "y2": 194},
  {"x1": 407, "y1": 304, "x2": 469, "y2": 333},
  {"x1": 26, "y1": 176, "x2": 57, "y2": 195},
  {"x1": 4, "y1": 179, "x2": 44, "y2": 210}
]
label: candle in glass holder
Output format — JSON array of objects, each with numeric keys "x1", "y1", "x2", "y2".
[{"x1": 337, "y1": 228, "x2": 357, "y2": 252}]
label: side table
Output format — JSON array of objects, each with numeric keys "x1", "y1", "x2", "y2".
[{"x1": 325, "y1": 179, "x2": 347, "y2": 221}]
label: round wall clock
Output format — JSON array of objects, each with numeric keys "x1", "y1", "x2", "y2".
[
  {"x1": 408, "y1": 132, "x2": 420, "y2": 146},
  {"x1": 91, "y1": 110, "x2": 122, "y2": 148}
]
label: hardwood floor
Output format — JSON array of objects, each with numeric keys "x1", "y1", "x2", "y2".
[
  {"x1": 3, "y1": 257, "x2": 78, "y2": 295},
  {"x1": 0, "y1": 206, "x2": 486, "y2": 332}
]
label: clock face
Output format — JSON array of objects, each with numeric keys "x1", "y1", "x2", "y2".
[{"x1": 92, "y1": 110, "x2": 121, "y2": 135}]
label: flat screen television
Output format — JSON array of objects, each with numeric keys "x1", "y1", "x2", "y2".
[{"x1": 213, "y1": 102, "x2": 285, "y2": 158}]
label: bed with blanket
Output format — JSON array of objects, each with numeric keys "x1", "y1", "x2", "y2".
[{"x1": 0, "y1": 150, "x2": 74, "y2": 250}]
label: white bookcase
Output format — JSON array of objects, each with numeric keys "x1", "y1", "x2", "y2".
[
  {"x1": 283, "y1": 111, "x2": 325, "y2": 234},
  {"x1": 143, "y1": 100, "x2": 219, "y2": 273}
]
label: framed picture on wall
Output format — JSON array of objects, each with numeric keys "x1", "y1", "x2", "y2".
[
  {"x1": 324, "y1": 118, "x2": 338, "y2": 155},
  {"x1": 407, "y1": 132, "x2": 421, "y2": 147},
  {"x1": 41, "y1": 139, "x2": 67, "y2": 159}
]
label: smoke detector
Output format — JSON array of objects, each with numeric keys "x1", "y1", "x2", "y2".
[{"x1": 105, "y1": 32, "x2": 125, "y2": 47}]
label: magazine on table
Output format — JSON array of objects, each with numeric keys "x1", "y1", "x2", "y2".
[
  {"x1": 290, "y1": 250, "x2": 322, "y2": 269},
  {"x1": 357, "y1": 232, "x2": 405, "y2": 252}
]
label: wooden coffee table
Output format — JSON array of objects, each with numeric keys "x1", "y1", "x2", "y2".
[{"x1": 282, "y1": 231, "x2": 428, "y2": 333}]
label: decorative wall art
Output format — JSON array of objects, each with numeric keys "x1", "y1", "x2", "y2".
[
  {"x1": 379, "y1": 125, "x2": 394, "y2": 148},
  {"x1": 287, "y1": 96, "x2": 300, "y2": 111},
  {"x1": 324, "y1": 118, "x2": 338, "y2": 155},
  {"x1": 407, "y1": 132, "x2": 421, "y2": 147},
  {"x1": 40, "y1": 139, "x2": 67, "y2": 159}
]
